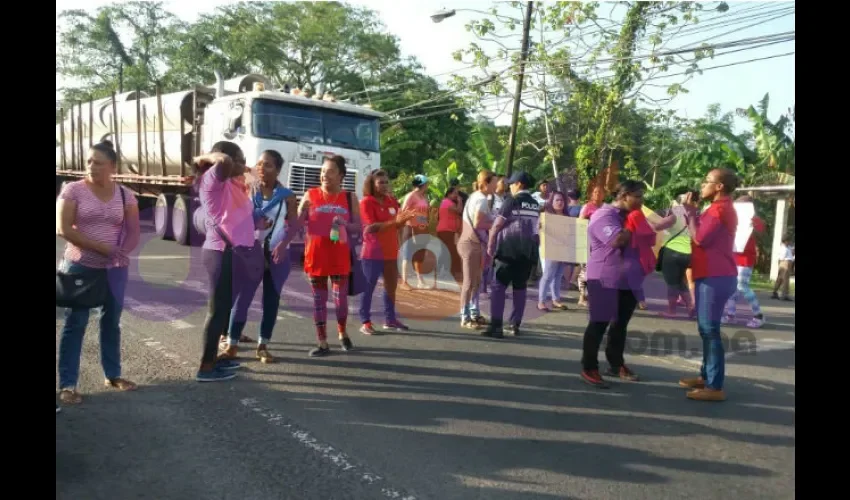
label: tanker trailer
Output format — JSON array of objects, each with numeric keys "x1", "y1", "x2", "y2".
[{"x1": 56, "y1": 72, "x2": 384, "y2": 251}]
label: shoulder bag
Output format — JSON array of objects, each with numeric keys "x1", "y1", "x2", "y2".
[
  {"x1": 345, "y1": 191, "x2": 365, "y2": 296},
  {"x1": 654, "y1": 214, "x2": 688, "y2": 273},
  {"x1": 56, "y1": 186, "x2": 125, "y2": 309}
]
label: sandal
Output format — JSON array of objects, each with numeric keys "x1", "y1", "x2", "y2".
[
  {"x1": 105, "y1": 378, "x2": 138, "y2": 391},
  {"x1": 59, "y1": 389, "x2": 82, "y2": 404}
]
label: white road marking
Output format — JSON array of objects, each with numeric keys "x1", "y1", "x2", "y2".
[
  {"x1": 170, "y1": 320, "x2": 194, "y2": 330},
  {"x1": 239, "y1": 398, "x2": 416, "y2": 500},
  {"x1": 133, "y1": 255, "x2": 191, "y2": 260}
]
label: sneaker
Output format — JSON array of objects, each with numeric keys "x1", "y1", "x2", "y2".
[
  {"x1": 607, "y1": 365, "x2": 639, "y2": 381},
  {"x1": 215, "y1": 359, "x2": 241, "y2": 371},
  {"x1": 383, "y1": 320, "x2": 409, "y2": 332},
  {"x1": 505, "y1": 324, "x2": 521, "y2": 336},
  {"x1": 217, "y1": 345, "x2": 238, "y2": 361},
  {"x1": 581, "y1": 369, "x2": 609, "y2": 388},
  {"x1": 56, "y1": 404, "x2": 61, "y2": 414},
  {"x1": 196, "y1": 368, "x2": 237, "y2": 382},
  {"x1": 461, "y1": 318, "x2": 482, "y2": 329},
  {"x1": 309, "y1": 346, "x2": 331, "y2": 357},
  {"x1": 472, "y1": 315, "x2": 489, "y2": 326},
  {"x1": 746, "y1": 316, "x2": 765, "y2": 328},
  {"x1": 360, "y1": 322, "x2": 376, "y2": 335},
  {"x1": 256, "y1": 346, "x2": 274, "y2": 364},
  {"x1": 340, "y1": 336, "x2": 353, "y2": 351}
]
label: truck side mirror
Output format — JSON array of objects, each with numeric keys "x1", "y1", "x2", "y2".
[{"x1": 223, "y1": 102, "x2": 245, "y2": 139}]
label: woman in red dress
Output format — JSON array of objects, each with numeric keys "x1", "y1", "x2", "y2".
[{"x1": 296, "y1": 155, "x2": 361, "y2": 357}]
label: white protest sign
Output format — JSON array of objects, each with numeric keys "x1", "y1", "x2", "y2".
[{"x1": 733, "y1": 202, "x2": 755, "y2": 252}]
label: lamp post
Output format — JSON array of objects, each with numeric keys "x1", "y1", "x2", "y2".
[{"x1": 504, "y1": 1, "x2": 533, "y2": 178}]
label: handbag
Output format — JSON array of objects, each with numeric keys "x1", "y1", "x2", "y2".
[
  {"x1": 345, "y1": 191, "x2": 365, "y2": 296},
  {"x1": 655, "y1": 223, "x2": 688, "y2": 272},
  {"x1": 262, "y1": 196, "x2": 285, "y2": 270},
  {"x1": 56, "y1": 186, "x2": 125, "y2": 309}
]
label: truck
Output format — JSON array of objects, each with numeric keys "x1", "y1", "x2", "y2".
[{"x1": 55, "y1": 72, "x2": 385, "y2": 254}]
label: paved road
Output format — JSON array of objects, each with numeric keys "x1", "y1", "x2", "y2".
[{"x1": 56, "y1": 220, "x2": 795, "y2": 500}]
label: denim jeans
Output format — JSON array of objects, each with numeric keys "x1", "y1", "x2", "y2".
[
  {"x1": 538, "y1": 260, "x2": 571, "y2": 303},
  {"x1": 257, "y1": 252, "x2": 291, "y2": 344},
  {"x1": 57, "y1": 261, "x2": 129, "y2": 389},
  {"x1": 695, "y1": 276, "x2": 737, "y2": 390}
]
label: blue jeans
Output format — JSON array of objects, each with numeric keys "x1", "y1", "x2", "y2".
[
  {"x1": 538, "y1": 260, "x2": 571, "y2": 303},
  {"x1": 58, "y1": 261, "x2": 129, "y2": 389},
  {"x1": 695, "y1": 276, "x2": 737, "y2": 390},
  {"x1": 256, "y1": 252, "x2": 291, "y2": 344}
]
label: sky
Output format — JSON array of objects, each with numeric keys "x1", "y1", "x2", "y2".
[{"x1": 55, "y1": 0, "x2": 795, "y2": 133}]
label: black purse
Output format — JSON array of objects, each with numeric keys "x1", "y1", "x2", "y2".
[
  {"x1": 56, "y1": 187, "x2": 126, "y2": 309},
  {"x1": 345, "y1": 191, "x2": 365, "y2": 296},
  {"x1": 655, "y1": 225, "x2": 688, "y2": 272}
]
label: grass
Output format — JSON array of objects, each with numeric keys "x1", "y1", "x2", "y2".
[{"x1": 749, "y1": 272, "x2": 795, "y2": 294}]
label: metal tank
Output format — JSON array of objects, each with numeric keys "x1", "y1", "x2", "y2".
[{"x1": 55, "y1": 74, "x2": 274, "y2": 176}]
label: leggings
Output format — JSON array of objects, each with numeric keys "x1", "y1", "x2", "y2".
[
  {"x1": 725, "y1": 266, "x2": 762, "y2": 316},
  {"x1": 437, "y1": 230, "x2": 463, "y2": 282},
  {"x1": 457, "y1": 240, "x2": 483, "y2": 319},
  {"x1": 359, "y1": 259, "x2": 399, "y2": 324},
  {"x1": 309, "y1": 275, "x2": 349, "y2": 343},
  {"x1": 202, "y1": 246, "x2": 263, "y2": 361}
]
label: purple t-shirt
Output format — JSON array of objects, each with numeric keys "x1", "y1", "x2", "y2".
[
  {"x1": 586, "y1": 204, "x2": 645, "y2": 298},
  {"x1": 198, "y1": 164, "x2": 256, "y2": 251}
]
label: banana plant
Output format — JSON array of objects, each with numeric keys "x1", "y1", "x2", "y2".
[{"x1": 422, "y1": 149, "x2": 462, "y2": 207}]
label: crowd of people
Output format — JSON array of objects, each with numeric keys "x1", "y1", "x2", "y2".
[{"x1": 56, "y1": 140, "x2": 793, "y2": 411}]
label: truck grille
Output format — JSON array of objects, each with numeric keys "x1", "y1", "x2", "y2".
[{"x1": 288, "y1": 163, "x2": 356, "y2": 196}]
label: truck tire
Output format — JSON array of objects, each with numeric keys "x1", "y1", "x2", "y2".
[
  {"x1": 155, "y1": 193, "x2": 174, "y2": 240},
  {"x1": 172, "y1": 194, "x2": 200, "y2": 246}
]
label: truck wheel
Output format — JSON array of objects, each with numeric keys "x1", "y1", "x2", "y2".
[
  {"x1": 172, "y1": 194, "x2": 199, "y2": 246},
  {"x1": 155, "y1": 193, "x2": 174, "y2": 240}
]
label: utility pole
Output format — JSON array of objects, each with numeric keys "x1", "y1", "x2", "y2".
[{"x1": 504, "y1": 1, "x2": 533, "y2": 179}]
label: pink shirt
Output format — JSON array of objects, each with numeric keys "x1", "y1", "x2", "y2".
[
  {"x1": 580, "y1": 202, "x2": 602, "y2": 220},
  {"x1": 199, "y1": 165, "x2": 256, "y2": 250},
  {"x1": 58, "y1": 180, "x2": 138, "y2": 269},
  {"x1": 402, "y1": 192, "x2": 430, "y2": 230},
  {"x1": 436, "y1": 198, "x2": 461, "y2": 233}
]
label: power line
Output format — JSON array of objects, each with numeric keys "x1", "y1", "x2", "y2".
[
  {"x1": 384, "y1": 31, "x2": 793, "y2": 117},
  {"x1": 358, "y1": 3, "x2": 790, "y2": 108},
  {"x1": 384, "y1": 50, "x2": 794, "y2": 124}
]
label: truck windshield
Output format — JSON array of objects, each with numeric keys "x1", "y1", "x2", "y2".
[{"x1": 252, "y1": 98, "x2": 380, "y2": 152}]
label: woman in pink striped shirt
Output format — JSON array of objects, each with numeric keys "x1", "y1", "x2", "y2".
[{"x1": 56, "y1": 141, "x2": 141, "y2": 405}]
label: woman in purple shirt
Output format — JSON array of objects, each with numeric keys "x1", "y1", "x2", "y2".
[{"x1": 580, "y1": 180, "x2": 644, "y2": 388}]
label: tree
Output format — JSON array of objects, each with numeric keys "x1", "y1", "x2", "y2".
[
  {"x1": 448, "y1": 1, "x2": 729, "y2": 193},
  {"x1": 56, "y1": 1, "x2": 181, "y2": 101}
]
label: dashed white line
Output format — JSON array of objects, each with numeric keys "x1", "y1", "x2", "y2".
[{"x1": 239, "y1": 397, "x2": 417, "y2": 500}]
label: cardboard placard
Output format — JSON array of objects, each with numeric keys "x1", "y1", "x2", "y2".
[{"x1": 539, "y1": 212, "x2": 588, "y2": 264}]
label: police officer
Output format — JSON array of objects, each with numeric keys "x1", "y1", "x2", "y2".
[{"x1": 484, "y1": 172, "x2": 541, "y2": 338}]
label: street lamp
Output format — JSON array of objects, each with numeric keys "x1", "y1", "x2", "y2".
[
  {"x1": 431, "y1": 3, "x2": 533, "y2": 178},
  {"x1": 430, "y1": 9, "x2": 456, "y2": 23}
]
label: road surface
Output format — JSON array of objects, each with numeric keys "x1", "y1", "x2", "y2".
[{"x1": 56, "y1": 220, "x2": 795, "y2": 500}]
